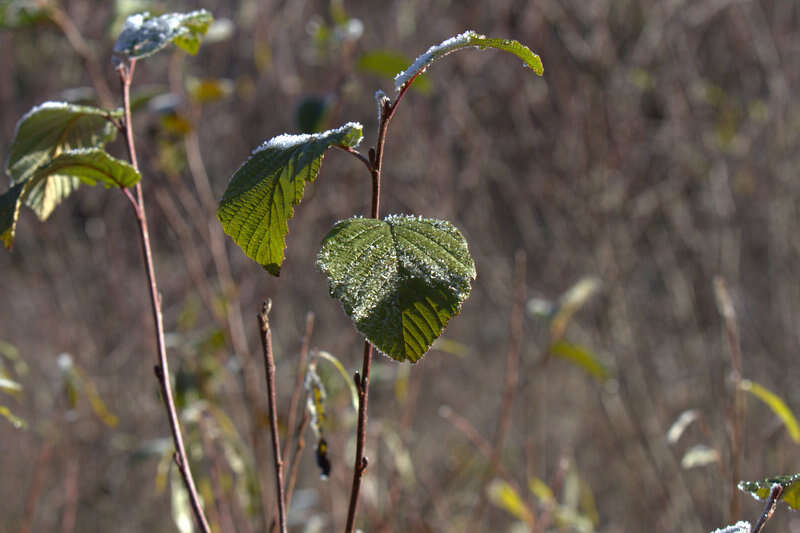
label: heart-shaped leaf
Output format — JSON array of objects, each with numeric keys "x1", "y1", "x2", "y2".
[
  {"x1": 6, "y1": 102, "x2": 121, "y2": 220},
  {"x1": 739, "y1": 473, "x2": 800, "y2": 510},
  {"x1": 1, "y1": 148, "x2": 141, "y2": 248},
  {"x1": 394, "y1": 30, "x2": 543, "y2": 92},
  {"x1": 112, "y1": 9, "x2": 213, "y2": 64},
  {"x1": 318, "y1": 214, "x2": 476, "y2": 363},
  {"x1": 217, "y1": 122, "x2": 363, "y2": 275}
]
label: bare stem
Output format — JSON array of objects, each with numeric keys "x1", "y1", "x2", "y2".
[
  {"x1": 258, "y1": 300, "x2": 288, "y2": 533},
  {"x1": 751, "y1": 484, "x2": 783, "y2": 533},
  {"x1": 118, "y1": 61, "x2": 211, "y2": 533},
  {"x1": 343, "y1": 88, "x2": 405, "y2": 533}
]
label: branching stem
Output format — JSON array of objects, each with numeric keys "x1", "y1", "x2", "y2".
[
  {"x1": 118, "y1": 61, "x2": 211, "y2": 533},
  {"x1": 343, "y1": 84, "x2": 411, "y2": 533}
]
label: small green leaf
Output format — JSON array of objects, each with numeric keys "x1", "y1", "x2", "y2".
[
  {"x1": 217, "y1": 122, "x2": 363, "y2": 275},
  {"x1": 488, "y1": 479, "x2": 534, "y2": 526},
  {"x1": 357, "y1": 50, "x2": 432, "y2": 93},
  {"x1": 739, "y1": 474, "x2": 800, "y2": 510},
  {"x1": 1, "y1": 149, "x2": 141, "y2": 248},
  {"x1": 318, "y1": 215, "x2": 476, "y2": 363},
  {"x1": 6, "y1": 102, "x2": 121, "y2": 219},
  {"x1": 112, "y1": 9, "x2": 213, "y2": 64},
  {"x1": 394, "y1": 30, "x2": 543, "y2": 92},
  {"x1": 0, "y1": 405, "x2": 26, "y2": 429},
  {"x1": 549, "y1": 340, "x2": 609, "y2": 381},
  {"x1": 740, "y1": 379, "x2": 800, "y2": 443}
]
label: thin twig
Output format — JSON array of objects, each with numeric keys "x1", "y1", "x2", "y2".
[
  {"x1": 334, "y1": 144, "x2": 372, "y2": 172},
  {"x1": 714, "y1": 276, "x2": 744, "y2": 520},
  {"x1": 284, "y1": 312, "x2": 315, "y2": 463},
  {"x1": 285, "y1": 408, "x2": 311, "y2": 510},
  {"x1": 472, "y1": 250, "x2": 527, "y2": 525},
  {"x1": 45, "y1": 3, "x2": 114, "y2": 108},
  {"x1": 118, "y1": 61, "x2": 210, "y2": 533},
  {"x1": 751, "y1": 483, "x2": 783, "y2": 533},
  {"x1": 19, "y1": 442, "x2": 52, "y2": 533},
  {"x1": 258, "y1": 300, "x2": 288, "y2": 533}
]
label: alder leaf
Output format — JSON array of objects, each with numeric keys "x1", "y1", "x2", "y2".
[
  {"x1": 217, "y1": 122, "x2": 363, "y2": 275},
  {"x1": 112, "y1": 9, "x2": 213, "y2": 64},
  {"x1": 317, "y1": 215, "x2": 476, "y2": 363},
  {"x1": 739, "y1": 474, "x2": 800, "y2": 510},
  {"x1": 1, "y1": 149, "x2": 141, "y2": 248},
  {"x1": 394, "y1": 30, "x2": 543, "y2": 92},
  {"x1": 5, "y1": 102, "x2": 121, "y2": 220}
]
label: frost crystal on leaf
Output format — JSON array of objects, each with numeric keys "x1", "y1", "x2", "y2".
[
  {"x1": 112, "y1": 9, "x2": 213, "y2": 65},
  {"x1": 393, "y1": 31, "x2": 482, "y2": 92},
  {"x1": 253, "y1": 122, "x2": 364, "y2": 154},
  {"x1": 710, "y1": 521, "x2": 750, "y2": 533}
]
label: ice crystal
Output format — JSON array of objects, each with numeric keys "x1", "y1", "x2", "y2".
[
  {"x1": 393, "y1": 30, "x2": 483, "y2": 91},
  {"x1": 253, "y1": 122, "x2": 363, "y2": 154}
]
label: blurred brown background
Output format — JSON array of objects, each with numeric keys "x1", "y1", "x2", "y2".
[{"x1": 2, "y1": 0, "x2": 800, "y2": 531}]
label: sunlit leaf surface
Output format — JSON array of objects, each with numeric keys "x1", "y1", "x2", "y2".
[{"x1": 318, "y1": 215, "x2": 475, "y2": 362}]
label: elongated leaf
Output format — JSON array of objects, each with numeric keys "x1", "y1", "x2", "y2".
[
  {"x1": 0, "y1": 376, "x2": 22, "y2": 393},
  {"x1": 6, "y1": 102, "x2": 121, "y2": 220},
  {"x1": 218, "y1": 122, "x2": 363, "y2": 275},
  {"x1": 549, "y1": 340, "x2": 609, "y2": 381},
  {"x1": 488, "y1": 479, "x2": 534, "y2": 526},
  {"x1": 357, "y1": 50, "x2": 432, "y2": 93},
  {"x1": 740, "y1": 379, "x2": 800, "y2": 442},
  {"x1": 0, "y1": 405, "x2": 26, "y2": 429},
  {"x1": 666, "y1": 409, "x2": 700, "y2": 445},
  {"x1": 1, "y1": 149, "x2": 141, "y2": 248},
  {"x1": 681, "y1": 444, "x2": 720, "y2": 469},
  {"x1": 550, "y1": 277, "x2": 601, "y2": 340},
  {"x1": 394, "y1": 30, "x2": 543, "y2": 92},
  {"x1": 739, "y1": 474, "x2": 800, "y2": 510},
  {"x1": 318, "y1": 215, "x2": 476, "y2": 363},
  {"x1": 113, "y1": 9, "x2": 213, "y2": 64},
  {"x1": 317, "y1": 350, "x2": 358, "y2": 410}
]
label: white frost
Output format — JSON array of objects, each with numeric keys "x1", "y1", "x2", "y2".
[
  {"x1": 112, "y1": 10, "x2": 210, "y2": 64},
  {"x1": 393, "y1": 30, "x2": 484, "y2": 92},
  {"x1": 253, "y1": 122, "x2": 363, "y2": 154},
  {"x1": 709, "y1": 521, "x2": 750, "y2": 533}
]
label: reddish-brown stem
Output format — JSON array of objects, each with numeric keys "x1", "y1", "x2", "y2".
[
  {"x1": 19, "y1": 442, "x2": 52, "y2": 533},
  {"x1": 118, "y1": 61, "x2": 211, "y2": 533},
  {"x1": 258, "y1": 300, "x2": 288, "y2": 533},
  {"x1": 752, "y1": 483, "x2": 783, "y2": 533},
  {"x1": 343, "y1": 88, "x2": 407, "y2": 533}
]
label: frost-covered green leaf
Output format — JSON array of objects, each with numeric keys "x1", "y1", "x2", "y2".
[
  {"x1": 318, "y1": 215, "x2": 476, "y2": 363},
  {"x1": 5, "y1": 102, "x2": 121, "y2": 220},
  {"x1": 394, "y1": 30, "x2": 543, "y2": 92},
  {"x1": 549, "y1": 340, "x2": 609, "y2": 381},
  {"x1": 217, "y1": 122, "x2": 363, "y2": 275},
  {"x1": 739, "y1": 474, "x2": 800, "y2": 510},
  {"x1": 0, "y1": 149, "x2": 141, "y2": 248},
  {"x1": 739, "y1": 379, "x2": 800, "y2": 443},
  {"x1": 112, "y1": 9, "x2": 213, "y2": 64}
]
